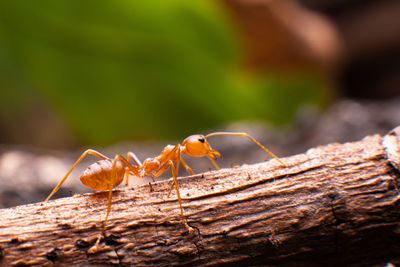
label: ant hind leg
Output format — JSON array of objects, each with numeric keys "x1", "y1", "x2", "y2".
[{"x1": 45, "y1": 149, "x2": 109, "y2": 201}]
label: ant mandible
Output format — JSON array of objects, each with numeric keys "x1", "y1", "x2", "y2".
[{"x1": 45, "y1": 132, "x2": 286, "y2": 234}]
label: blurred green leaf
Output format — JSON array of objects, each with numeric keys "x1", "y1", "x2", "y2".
[{"x1": 0, "y1": 0, "x2": 327, "y2": 146}]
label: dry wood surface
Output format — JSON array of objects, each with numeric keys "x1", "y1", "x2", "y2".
[{"x1": 0, "y1": 127, "x2": 400, "y2": 266}]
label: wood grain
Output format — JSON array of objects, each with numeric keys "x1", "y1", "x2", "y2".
[{"x1": 0, "y1": 132, "x2": 400, "y2": 266}]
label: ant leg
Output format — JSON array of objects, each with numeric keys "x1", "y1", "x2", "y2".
[
  {"x1": 94, "y1": 182, "x2": 114, "y2": 249},
  {"x1": 152, "y1": 145, "x2": 180, "y2": 179},
  {"x1": 45, "y1": 149, "x2": 108, "y2": 201},
  {"x1": 167, "y1": 181, "x2": 175, "y2": 198},
  {"x1": 102, "y1": 183, "x2": 114, "y2": 232},
  {"x1": 153, "y1": 145, "x2": 182, "y2": 198},
  {"x1": 208, "y1": 156, "x2": 220, "y2": 170},
  {"x1": 125, "y1": 152, "x2": 142, "y2": 185},
  {"x1": 167, "y1": 156, "x2": 218, "y2": 198},
  {"x1": 103, "y1": 155, "x2": 124, "y2": 228},
  {"x1": 124, "y1": 172, "x2": 130, "y2": 187},
  {"x1": 95, "y1": 154, "x2": 131, "y2": 248},
  {"x1": 127, "y1": 152, "x2": 142, "y2": 166},
  {"x1": 205, "y1": 132, "x2": 287, "y2": 167},
  {"x1": 152, "y1": 145, "x2": 185, "y2": 199},
  {"x1": 154, "y1": 144, "x2": 180, "y2": 182},
  {"x1": 166, "y1": 157, "x2": 195, "y2": 198},
  {"x1": 166, "y1": 159, "x2": 191, "y2": 231},
  {"x1": 180, "y1": 157, "x2": 195, "y2": 175}
]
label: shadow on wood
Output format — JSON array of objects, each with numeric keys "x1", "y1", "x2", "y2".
[{"x1": 0, "y1": 126, "x2": 400, "y2": 266}]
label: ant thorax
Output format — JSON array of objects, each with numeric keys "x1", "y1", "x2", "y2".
[
  {"x1": 161, "y1": 145, "x2": 176, "y2": 156},
  {"x1": 141, "y1": 158, "x2": 161, "y2": 177}
]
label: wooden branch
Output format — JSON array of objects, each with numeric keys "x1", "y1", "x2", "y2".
[{"x1": 1, "y1": 127, "x2": 400, "y2": 266}]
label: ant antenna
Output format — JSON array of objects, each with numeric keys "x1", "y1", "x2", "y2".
[{"x1": 205, "y1": 132, "x2": 287, "y2": 167}]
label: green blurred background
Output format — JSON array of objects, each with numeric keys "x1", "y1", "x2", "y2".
[
  {"x1": 1, "y1": 0, "x2": 400, "y2": 209},
  {"x1": 0, "y1": 0, "x2": 331, "y2": 148}
]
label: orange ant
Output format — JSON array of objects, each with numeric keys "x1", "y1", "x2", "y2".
[{"x1": 45, "y1": 132, "x2": 286, "y2": 235}]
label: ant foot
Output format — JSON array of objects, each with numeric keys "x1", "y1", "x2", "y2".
[
  {"x1": 87, "y1": 234, "x2": 103, "y2": 254},
  {"x1": 184, "y1": 222, "x2": 195, "y2": 234}
]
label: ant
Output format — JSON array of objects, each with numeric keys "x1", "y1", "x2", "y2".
[{"x1": 45, "y1": 132, "x2": 286, "y2": 236}]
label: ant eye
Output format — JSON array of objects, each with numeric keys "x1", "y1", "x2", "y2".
[{"x1": 198, "y1": 137, "x2": 205, "y2": 143}]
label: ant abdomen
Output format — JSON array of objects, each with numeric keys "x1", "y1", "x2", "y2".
[{"x1": 80, "y1": 159, "x2": 125, "y2": 190}]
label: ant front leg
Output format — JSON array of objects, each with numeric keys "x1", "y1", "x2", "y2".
[
  {"x1": 207, "y1": 156, "x2": 220, "y2": 170},
  {"x1": 165, "y1": 156, "x2": 195, "y2": 198},
  {"x1": 45, "y1": 149, "x2": 108, "y2": 201},
  {"x1": 179, "y1": 157, "x2": 195, "y2": 175}
]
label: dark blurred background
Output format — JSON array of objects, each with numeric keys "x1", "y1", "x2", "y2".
[{"x1": 0, "y1": 0, "x2": 399, "y2": 208}]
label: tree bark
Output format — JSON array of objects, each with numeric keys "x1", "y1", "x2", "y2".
[{"x1": 1, "y1": 127, "x2": 400, "y2": 266}]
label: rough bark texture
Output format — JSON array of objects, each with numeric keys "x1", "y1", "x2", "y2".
[{"x1": 1, "y1": 128, "x2": 400, "y2": 266}]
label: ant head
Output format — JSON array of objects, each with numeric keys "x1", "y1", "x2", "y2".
[{"x1": 182, "y1": 135, "x2": 222, "y2": 159}]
